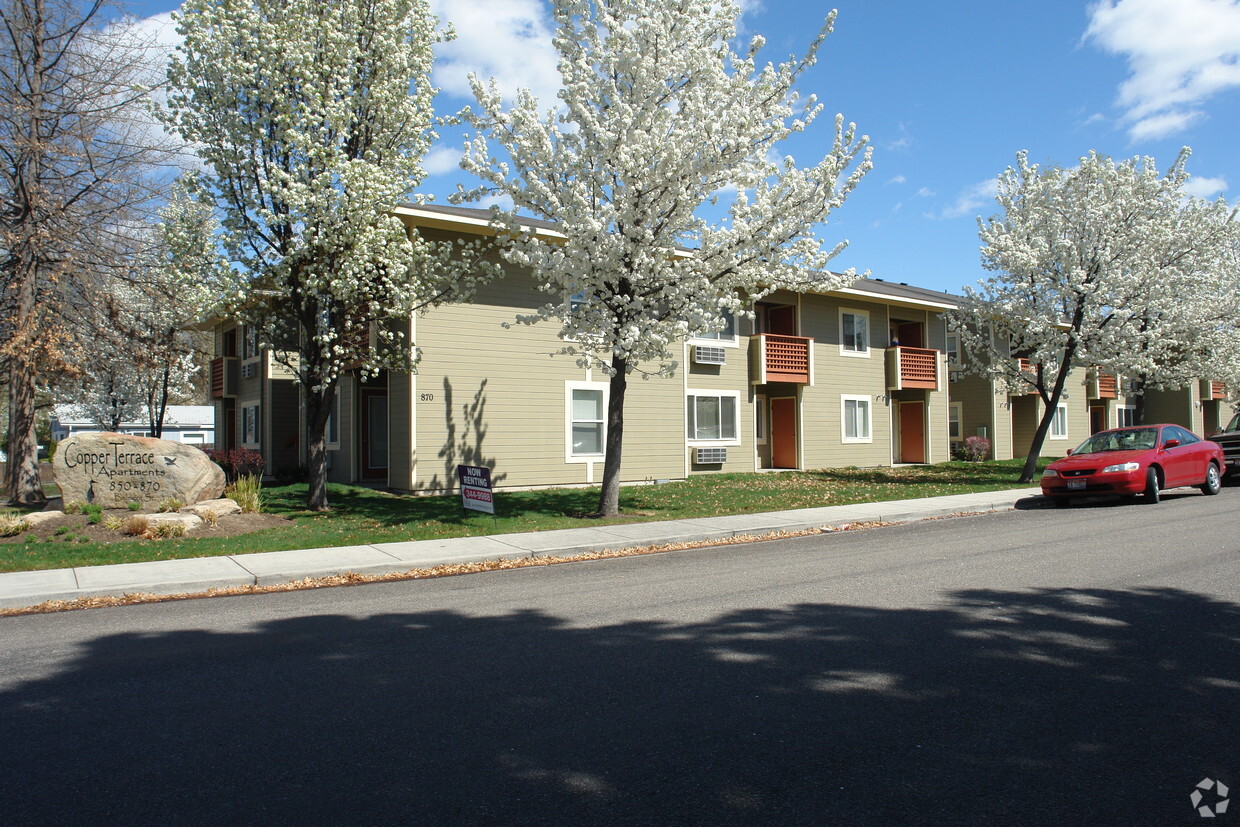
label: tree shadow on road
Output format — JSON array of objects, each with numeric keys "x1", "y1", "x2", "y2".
[{"x1": 2, "y1": 586, "x2": 1235, "y2": 824}]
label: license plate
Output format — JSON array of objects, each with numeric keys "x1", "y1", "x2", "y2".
[{"x1": 1067, "y1": 479, "x2": 1086, "y2": 490}]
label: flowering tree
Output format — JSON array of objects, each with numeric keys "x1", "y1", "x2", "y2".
[
  {"x1": 1, "y1": 0, "x2": 170, "y2": 505},
  {"x1": 161, "y1": 0, "x2": 493, "y2": 510},
  {"x1": 948, "y1": 148, "x2": 1239, "y2": 484},
  {"x1": 459, "y1": 0, "x2": 871, "y2": 516}
]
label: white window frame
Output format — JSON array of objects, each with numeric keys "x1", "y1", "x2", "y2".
[
  {"x1": 841, "y1": 394, "x2": 873, "y2": 443},
  {"x1": 326, "y1": 392, "x2": 341, "y2": 450},
  {"x1": 839, "y1": 308, "x2": 870, "y2": 358},
  {"x1": 949, "y1": 402, "x2": 963, "y2": 442},
  {"x1": 689, "y1": 310, "x2": 739, "y2": 348},
  {"x1": 945, "y1": 333, "x2": 961, "y2": 367},
  {"x1": 754, "y1": 394, "x2": 767, "y2": 445},
  {"x1": 1118, "y1": 405, "x2": 1135, "y2": 428},
  {"x1": 686, "y1": 390, "x2": 741, "y2": 445},
  {"x1": 565, "y1": 381, "x2": 608, "y2": 463},
  {"x1": 241, "y1": 324, "x2": 259, "y2": 361},
  {"x1": 242, "y1": 404, "x2": 260, "y2": 447},
  {"x1": 1050, "y1": 402, "x2": 1069, "y2": 440}
]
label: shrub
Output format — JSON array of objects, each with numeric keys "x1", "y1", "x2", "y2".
[
  {"x1": 225, "y1": 473, "x2": 264, "y2": 514},
  {"x1": 63, "y1": 500, "x2": 85, "y2": 515},
  {"x1": 206, "y1": 448, "x2": 266, "y2": 484},
  {"x1": 153, "y1": 522, "x2": 187, "y2": 539},
  {"x1": 962, "y1": 435, "x2": 991, "y2": 462},
  {"x1": 0, "y1": 514, "x2": 27, "y2": 537},
  {"x1": 83, "y1": 504, "x2": 103, "y2": 524},
  {"x1": 157, "y1": 497, "x2": 185, "y2": 513},
  {"x1": 123, "y1": 515, "x2": 151, "y2": 536},
  {"x1": 127, "y1": 501, "x2": 142, "y2": 512}
]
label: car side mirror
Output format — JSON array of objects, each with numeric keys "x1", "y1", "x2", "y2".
[
  {"x1": 1065, "y1": 448, "x2": 1073, "y2": 456},
  {"x1": 1163, "y1": 439, "x2": 1180, "y2": 449}
]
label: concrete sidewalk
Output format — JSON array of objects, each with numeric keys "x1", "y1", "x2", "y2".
[{"x1": 0, "y1": 488, "x2": 1043, "y2": 610}]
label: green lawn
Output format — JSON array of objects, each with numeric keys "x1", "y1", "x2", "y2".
[{"x1": 0, "y1": 459, "x2": 1046, "y2": 573}]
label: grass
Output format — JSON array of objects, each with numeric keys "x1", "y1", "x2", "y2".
[{"x1": 0, "y1": 459, "x2": 1047, "y2": 573}]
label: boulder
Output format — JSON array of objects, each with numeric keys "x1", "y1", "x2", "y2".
[
  {"x1": 180, "y1": 498, "x2": 242, "y2": 518},
  {"x1": 54, "y1": 433, "x2": 226, "y2": 509}
]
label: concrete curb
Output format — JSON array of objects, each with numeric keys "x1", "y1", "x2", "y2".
[{"x1": 0, "y1": 488, "x2": 1043, "y2": 610}]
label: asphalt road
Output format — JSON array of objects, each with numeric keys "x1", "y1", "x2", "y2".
[{"x1": 1, "y1": 487, "x2": 1237, "y2": 825}]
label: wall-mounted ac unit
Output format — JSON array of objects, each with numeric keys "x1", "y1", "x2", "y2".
[
  {"x1": 240, "y1": 362, "x2": 258, "y2": 379},
  {"x1": 695, "y1": 447, "x2": 727, "y2": 464},
  {"x1": 692, "y1": 346, "x2": 726, "y2": 365}
]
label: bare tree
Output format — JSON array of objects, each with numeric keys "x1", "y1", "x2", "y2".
[{"x1": 0, "y1": 0, "x2": 170, "y2": 504}]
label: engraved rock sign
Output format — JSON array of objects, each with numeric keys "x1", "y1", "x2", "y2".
[{"x1": 54, "y1": 433, "x2": 226, "y2": 508}]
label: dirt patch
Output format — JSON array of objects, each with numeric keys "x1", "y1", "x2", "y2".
[{"x1": 3, "y1": 508, "x2": 290, "y2": 545}]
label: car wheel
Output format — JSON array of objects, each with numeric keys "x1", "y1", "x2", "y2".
[
  {"x1": 1200, "y1": 463, "x2": 1222, "y2": 496},
  {"x1": 1144, "y1": 467, "x2": 1161, "y2": 504}
]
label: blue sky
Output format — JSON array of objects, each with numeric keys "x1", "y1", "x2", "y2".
[{"x1": 126, "y1": 0, "x2": 1240, "y2": 296}]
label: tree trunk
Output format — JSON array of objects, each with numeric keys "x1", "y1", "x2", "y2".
[
  {"x1": 305, "y1": 384, "x2": 335, "y2": 512},
  {"x1": 6, "y1": 352, "x2": 44, "y2": 507},
  {"x1": 596, "y1": 355, "x2": 629, "y2": 517},
  {"x1": 1017, "y1": 361, "x2": 1074, "y2": 484},
  {"x1": 1131, "y1": 375, "x2": 1147, "y2": 426},
  {"x1": 153, "y1": 359, "x2": 172, "y2": 439}
]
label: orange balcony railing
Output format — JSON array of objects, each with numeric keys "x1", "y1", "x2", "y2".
[
  {"x1": 751, "y1": 334, "x2": 812, "y2": 384},
  {"x1": 211, "y1": 357, "x2": 238, "y2": 398},
  {"x1": 886, "y1": 346, "x2": 939, "y2": 390}
]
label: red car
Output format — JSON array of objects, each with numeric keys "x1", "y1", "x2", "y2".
[{"x1": 1041, "y1": 424, "x2": 1225, "y2": 506}]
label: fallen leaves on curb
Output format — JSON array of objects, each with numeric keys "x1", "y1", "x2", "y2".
[{"x1": 0, "y1": 516, "x2": 935, "y2": 617}]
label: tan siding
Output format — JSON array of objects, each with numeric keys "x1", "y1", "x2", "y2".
[
  {"x1": 413, "y1": 267, "x2": 684, "y2": 493},
  {"x1": 1143, "y1": 387, "x2": 1194, "y2": 429},
  {"x1": 686, "y1": 336, "x2": 753, "y2": 474}
]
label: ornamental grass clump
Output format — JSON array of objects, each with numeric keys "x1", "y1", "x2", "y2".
[
  {"x1": 225, "y1": 473, "x2": 263, "y2": 514},
  {"x1": 153, "y1": 522, "x2": 187, "y2": 539},
  {"x1": 157, "y1": 498, "x2": 185, "y2": 513},
  {"x1": 0, "y1": 514, "x2": 28, "y2": 537},
  {"x1": 124, "y1": 515, "x2": 151, "y2": 536}
]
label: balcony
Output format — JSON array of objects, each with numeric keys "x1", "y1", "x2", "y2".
[
  {"x1": 1200, "y1": 379, "x2": 1226, "y2": 400},
  {"x1": 1087, "y1": 368, "x2": 1118, "y2": 399},
  {"x1": 886, "y1": 346, "x2": 939, "y2": 391},
  {"x1": 750, "y1": 334, "x2": 812, "y2": 384},
  {"x1": 211, "y1": 357, "x2": 239, "y2": 398},
  {"x1": 1009, "y1": 358, "x2": 1039, "y2": 396}
]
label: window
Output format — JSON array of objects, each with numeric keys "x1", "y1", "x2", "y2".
[
  {"x1": 242, "y1": 405, "x2": 259, "y2": 445},
  {"x1": 182, "y1": 433, "x2": 205, "y2": 445},
  {"x1": 690, "y1": 311, "x2": 738, "y2": 345},
  {"x1": 755, "y1": 395, "x2": 767, "y2": 444},
  {"x1": 1050, "y1": 402, "x2": 1068, "y2": 440},
  {"x1": 242, "y1": 325, "x2": 258, "y2": 360},
  {"x1": 1165, "y1": 425, "x2": 1199, "y2": 446},
  {"x1": 687, "y1": 392, "x2": 739, "y2": 443},
  {"x1": 566, "y1": 383, "x2": 607, "y2": 460},
  {"x1": 949, "y1": 402, "x2": 963, "y2": 441},
  {"x1": 1118, "y1": 405, "x2": 1135, "y2": 427},
  {"x1": 840, "y1": 309, "x2": 869, "y2": 357},
  {"x1": 945, "y1": 333, "x2": 960, "y2": 367},
  {"x1": 841, "y1": 395, "x2": 872, "y2": 443},
  {"x1": 326, "y1": 394, "x2": 340, "y2": 447}
]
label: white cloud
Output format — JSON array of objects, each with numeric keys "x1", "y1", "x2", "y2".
[
  {"x1": 1184, "y1": 175, "x2": 1228, "y2": 199},
  {"x1": 430, "y1": 0, "x2": 562, "y2": 109},
  {"x1": 424, "y1": 146, "x2": 464, "y2": 176},
  {"x1": 916, "y1": 186, "x2": 934, "y2": 198},
  {"x1": 927, "y1": 180, "x2": 998, "y2": 220},
  {"x1": 1085, "y1": 0, "x2": 1240, "y2": 140},
  {"x1": 886, "y1": 175, "x2": 907, "y2": 185}
]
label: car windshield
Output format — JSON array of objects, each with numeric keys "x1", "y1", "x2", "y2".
[
  {"x1": 1226, "y1": 413, "x2": 1240, "y2": 433},
  {"x1": 1073, "y1": 428, "x2": 1158, "y2": 454}
]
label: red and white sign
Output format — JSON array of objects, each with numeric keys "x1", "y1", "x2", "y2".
[{"x1": 457, "y1": 464, "x2": 495, "y2": 514}]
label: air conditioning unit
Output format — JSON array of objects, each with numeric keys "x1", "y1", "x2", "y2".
[
  {"x1": 240, "y1": 362, "x2": 258, "y2": 379},
  {"x1": 695, "y1": 447, "x2": 728, "y2": 464},
  {"x1": 692, "y1": 346, "x2": 726, "y2": 365}
]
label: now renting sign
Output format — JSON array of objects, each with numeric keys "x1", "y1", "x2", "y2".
[{"x1": 457, "y1": 464, "x2": 495, "y2": 514}]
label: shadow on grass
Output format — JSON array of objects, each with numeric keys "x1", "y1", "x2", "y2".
[{"x1": 1, "y1": 586, "x2": 1233, "y2": 823}]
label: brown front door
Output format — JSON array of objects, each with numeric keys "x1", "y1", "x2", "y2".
[
  {"x1": 767, "y1": 306, "x2": 797, "y2": 336},
  {"x1": 360, "y1": 388, "x2": 388, "y2": 481},
  {"x1": 770, "y1": 397, "x2": 798, "y2": 468},
  {"x1": 899, "y1": 401, "x2": 926, "y2": 463},
  {"x1": 1089, "y1": 404, "x2": 1106, "y2": 434}
]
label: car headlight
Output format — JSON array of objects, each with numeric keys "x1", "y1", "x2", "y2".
[
  {"x1": 1042, "y1": 469, "x2": 1059, "y2": 478},
  {"x1": 1102, "y1": 462, "x2": 1140, "y2": 473}
]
